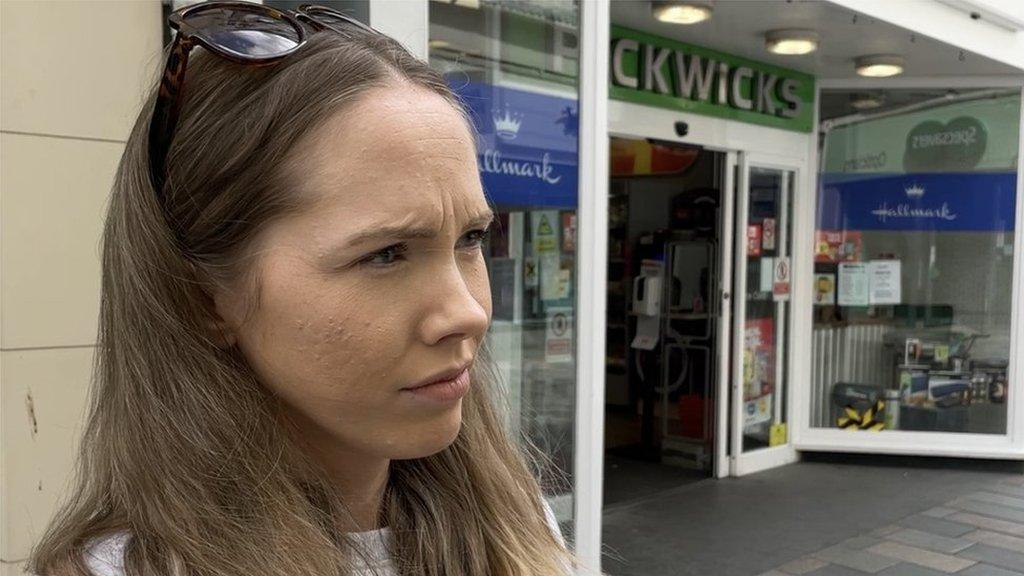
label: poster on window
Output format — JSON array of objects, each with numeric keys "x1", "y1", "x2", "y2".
[
  {"x1": 868, "y1": 260, "x2": 902, "y2": 305},
  {"x1": 561, "y1": 213, "x2": 576, "y2": 252},
  {"x1": 838, "y1": 262, "x2": 869, "y2": 306},
  {"x1": 531, "y1": 210, "x2": 559, "y2": 255},
  {"x1": 814, "y1": 230, "x2": 862, "y2": 263},
  {"x1": 747, "y1": 224, "x2": 763, "y2": 256},
  {"x1": 773, "y1": 257, "x2": 791, "y2": 301},
  {"x1": 762, "y1": 218, "x2": 777, "y2": 251},
  {"x1": 813, "y1": 273, "x2": 836, "y2": 305},
  {"x1": 745, "y1": 394, "x2": 774, "y2": 429},
  {"x1": 742, "y1": 317, "x2": 775, "y2": 427}
]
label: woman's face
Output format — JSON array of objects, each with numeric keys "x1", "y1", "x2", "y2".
[{"x1": 215, "y1": 83, "x2": 493, "y2": 462}]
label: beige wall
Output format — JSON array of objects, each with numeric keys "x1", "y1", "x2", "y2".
[{"x1": 1, "y1": 2, "x2": 162, "y2": 573}]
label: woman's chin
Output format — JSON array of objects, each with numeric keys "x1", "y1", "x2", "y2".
[{"x1": 391, "y1": 405, "x2": 464, "y2": 460}]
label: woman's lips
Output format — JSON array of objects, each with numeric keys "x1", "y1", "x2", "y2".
[{"x1": 400, "y1": 368, "x2": 471, "y2": 404}]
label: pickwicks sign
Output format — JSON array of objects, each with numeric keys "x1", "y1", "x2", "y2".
[{"x1": 610, "y1": 26, "x2": 815, "y2": 133}]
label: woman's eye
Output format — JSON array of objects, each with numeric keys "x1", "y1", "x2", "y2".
[
  {"x1": 362, "y1": 243, "x2": 408, "y2": 267},
  {"x1": 458, "y1": 228, "x2": 492, "y2": 250}
]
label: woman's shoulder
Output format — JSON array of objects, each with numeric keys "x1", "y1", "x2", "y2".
[
  {"x1": 74, "y1": 500, "x2": 560, "y2": 576},
  {"x1": 82, "y1": 531, "x2": 130, "y2": 576}
]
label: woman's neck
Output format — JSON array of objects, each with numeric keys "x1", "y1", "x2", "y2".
[
  {"x1": 282, "y1": 407, "x2": 391, "y2": 532},
  {"x1": 322, "y1": 449, "x2": 390, "y2": 533}
]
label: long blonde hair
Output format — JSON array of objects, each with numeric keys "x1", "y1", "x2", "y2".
[{"x1": 29, "y1": 26, "x2": 582, "y2": 576}]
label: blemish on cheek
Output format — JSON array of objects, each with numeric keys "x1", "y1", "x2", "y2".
[{"x1": 25, "y1": 389, "x2": 38, "y2": 439}]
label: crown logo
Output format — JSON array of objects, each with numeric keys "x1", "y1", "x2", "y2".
[
  {"x1": 493, "y1": 107, "x2": 523, "y2": 141},
  {"x1": 905, "y1": 183, "x2": 925, "y2": 199}
]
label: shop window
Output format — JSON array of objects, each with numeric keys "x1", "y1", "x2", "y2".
[
  {"x1": 429, "y1": 0, "x2": 580, "y2": 536},
  {"x1": 813, "y1": 88, "x2": 1020, "y2": 435}
]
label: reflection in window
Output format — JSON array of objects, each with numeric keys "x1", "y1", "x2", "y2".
[
  {"x1": 429, "y1": 0, "x2": 580, "y2": 538},
  {"x1": 812, "y1": 89, "x2": 1019, "y2": 435}
]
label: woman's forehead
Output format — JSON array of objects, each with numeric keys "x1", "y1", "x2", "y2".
[
  {"x1": 284, "y1": 85, "x2": 486, "y2": 231},
  {"x1": 292, "y1": 85, "x2": 476, "y2": 190}
]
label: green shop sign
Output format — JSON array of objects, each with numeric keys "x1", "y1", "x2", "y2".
[{"x1": 610, "y1": 26, "x2": 815, "y2": 133}]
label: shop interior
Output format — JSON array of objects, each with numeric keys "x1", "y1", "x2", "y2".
[{"x1": 602, "y1": 137, "x2": 728, "y2": 505}]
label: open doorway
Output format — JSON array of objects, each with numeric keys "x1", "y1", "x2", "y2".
[{"x1": 603, "y1": 137, "x2": 729, "y2": 506}]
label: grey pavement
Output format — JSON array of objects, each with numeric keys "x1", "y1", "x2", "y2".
[{"x1": 602, "y1": 454, "x2": 1024, "y2": 576}]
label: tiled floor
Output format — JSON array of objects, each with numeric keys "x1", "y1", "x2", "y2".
[
  {"x1": 602, "y1": 454, "x2": 1024, "y2": 576},
  {"x1": 763, "y1": 475, "x2": 1024, "y2": 576}
]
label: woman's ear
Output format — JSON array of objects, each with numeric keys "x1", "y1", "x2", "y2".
[
  {"x1": 205, "y1": 307, "x2": 238, "y2": 349},
  {"x1": 201, "y1": 283, "x2": 239, "y2": 350}
]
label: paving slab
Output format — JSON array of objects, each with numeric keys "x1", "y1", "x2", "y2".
[
  {"x1": 867, "y1": 541, "x2": 975, "y2": 573},
  {"x1": 898, "y1": 515, "x2": 975, "y2": 538},
  {"x1": 777, "y1": 557, "x2": 830, "y2": 575},
  {"x1": 949, "y1": 499, "x2": 1024, "y2": 524},
  {"x1": 812, "y1": 544, "x2": 902, "y2": 573},
  {"x1": 958, "y1": 545, "x2": 1024, "y2": 573},
  {"x1": 884, "y1": 529, "x2": 975, "y2": 554},
  {"x1": 960, "y1": 565, "x2": 1024, "y2": 576},
  {"x1": 876, "y1": 564, "x2": 951, "y2": 576},
  {"x1": 964, "y1": 530, "x2": 1024, "y2": 552},
  {"x1": 947, "y1": 513, "x2": 1024, "y2": 537}
]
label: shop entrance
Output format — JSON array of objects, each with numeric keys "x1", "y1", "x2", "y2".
[
  {"x1": 602, "y1": 138, "x2": 800, "y2": 503},
  {"x1": 602, "y1": 137, "x2": 730, "y2": 503}
]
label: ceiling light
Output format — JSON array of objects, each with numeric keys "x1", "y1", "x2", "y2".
[
  {"x1": 855, "y1": 55, "x2": 904, "y2": 77},
  {"x1": 850, "y1": 93, "x2": 883, "y2": 110},
  {"x1": 765, "y1": 29, "x2": 819, "y2": 55},
  {"x1": 652, "y1": 1, "x2": 713, "y2": 25},
  {"x1": 428, "y1": 39, "x2": 451, "y2": 50}
]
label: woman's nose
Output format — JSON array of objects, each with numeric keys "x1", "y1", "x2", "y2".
[{"x1": 417, "y1": 261, "x2": 491, "y2": 347}]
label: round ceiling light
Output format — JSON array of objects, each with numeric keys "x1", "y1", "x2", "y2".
[
  {"x1": 850, "y1": 93, "x2": 884, "y2": 110},
  {"x1": 765, "y1": 29, "x2": 819, "y2": 55},
  {"x1": 652, "y1": 1, "x2": 713, "y2": 25},
  {"x1": 855, "y1": 55, "x2": 905, "y2": 77}
]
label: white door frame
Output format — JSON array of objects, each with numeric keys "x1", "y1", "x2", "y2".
[
  {"x1": 714, "y1": 151, "x2": 737, "y2": 479},
  {"x1": 729, "y1": 152, "x2": 803, "y2": 477},
  {"x1": 574, "y1": 0, "x2": 610, "y2": 572}
]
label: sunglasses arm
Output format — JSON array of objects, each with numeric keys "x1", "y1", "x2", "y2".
[{"x1": 149, "y1": 33, "x2": 196, "y2": 197}]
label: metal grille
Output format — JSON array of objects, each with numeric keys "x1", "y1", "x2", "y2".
[{"x1": 811, "y1": 324, "x2": 892, "y2": 427}]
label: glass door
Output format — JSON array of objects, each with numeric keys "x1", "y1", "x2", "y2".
[{"x1": 730, "y1": 154, "x2": 800, "y2": 476}]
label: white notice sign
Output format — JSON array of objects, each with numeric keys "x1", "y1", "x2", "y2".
[
  {"x1": 838, "y1": 262, "x2": 869, "y2": 306},
  {"x1": 545, "y1": 307, "x2": 573, "y2": 363},
  {"x1": 869, "y1": 260, "x2": 902, "y2": 305}
]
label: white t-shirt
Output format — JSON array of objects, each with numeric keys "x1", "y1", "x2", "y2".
[{"x1": 83, "y1": 499, "x2": 565, "y2": 576}]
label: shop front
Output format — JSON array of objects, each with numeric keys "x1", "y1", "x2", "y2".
[
  {"x1": 602, "y1": 22, "x2": 814, "y2": 480},
  {"x1": 802, "y1": 87, "x2": 1022, "y2": 457},
  {"x1": 412, "y1": 0, "x2": 1024, "y2": 570}
]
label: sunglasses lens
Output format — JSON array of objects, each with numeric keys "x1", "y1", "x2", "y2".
[{"x1": 186, "y1": 8, "x2": 301, "y2": 58}]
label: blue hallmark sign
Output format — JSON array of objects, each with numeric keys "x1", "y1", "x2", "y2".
[
  {"x1": 449, "y1": 79, "x2": 579, "y2": 209},
  {"x1": 817, "y1": 172, "x2": 1017, "y2": 232}
]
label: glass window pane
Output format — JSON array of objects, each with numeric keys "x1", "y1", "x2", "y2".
[
  {"x1": 742, "y1": 167, "x2": 794, "y2": 453},
  {"x1": 429, "y1": 0, "x2": 580, "y2": 539},
  {"x1": 813, "y1": 89, "x2": 1020, "y2": 434}
]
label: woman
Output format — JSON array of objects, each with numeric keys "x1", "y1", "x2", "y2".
[{"x1": 28, "y1": 3, "x2": 581, "y2": 575}]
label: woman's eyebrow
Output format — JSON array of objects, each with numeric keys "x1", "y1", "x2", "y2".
[{"x1": 340, "y1": 210, "x2": 495, "y2": 250}]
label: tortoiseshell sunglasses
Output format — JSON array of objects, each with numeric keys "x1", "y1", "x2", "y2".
[{"x1": 149, "y1": 1, "x2": 377, "y2": 197}]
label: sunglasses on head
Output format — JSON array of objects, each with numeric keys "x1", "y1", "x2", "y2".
[{"x1": 149, "y1": 1, "x2": 378, "y2": 200}]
